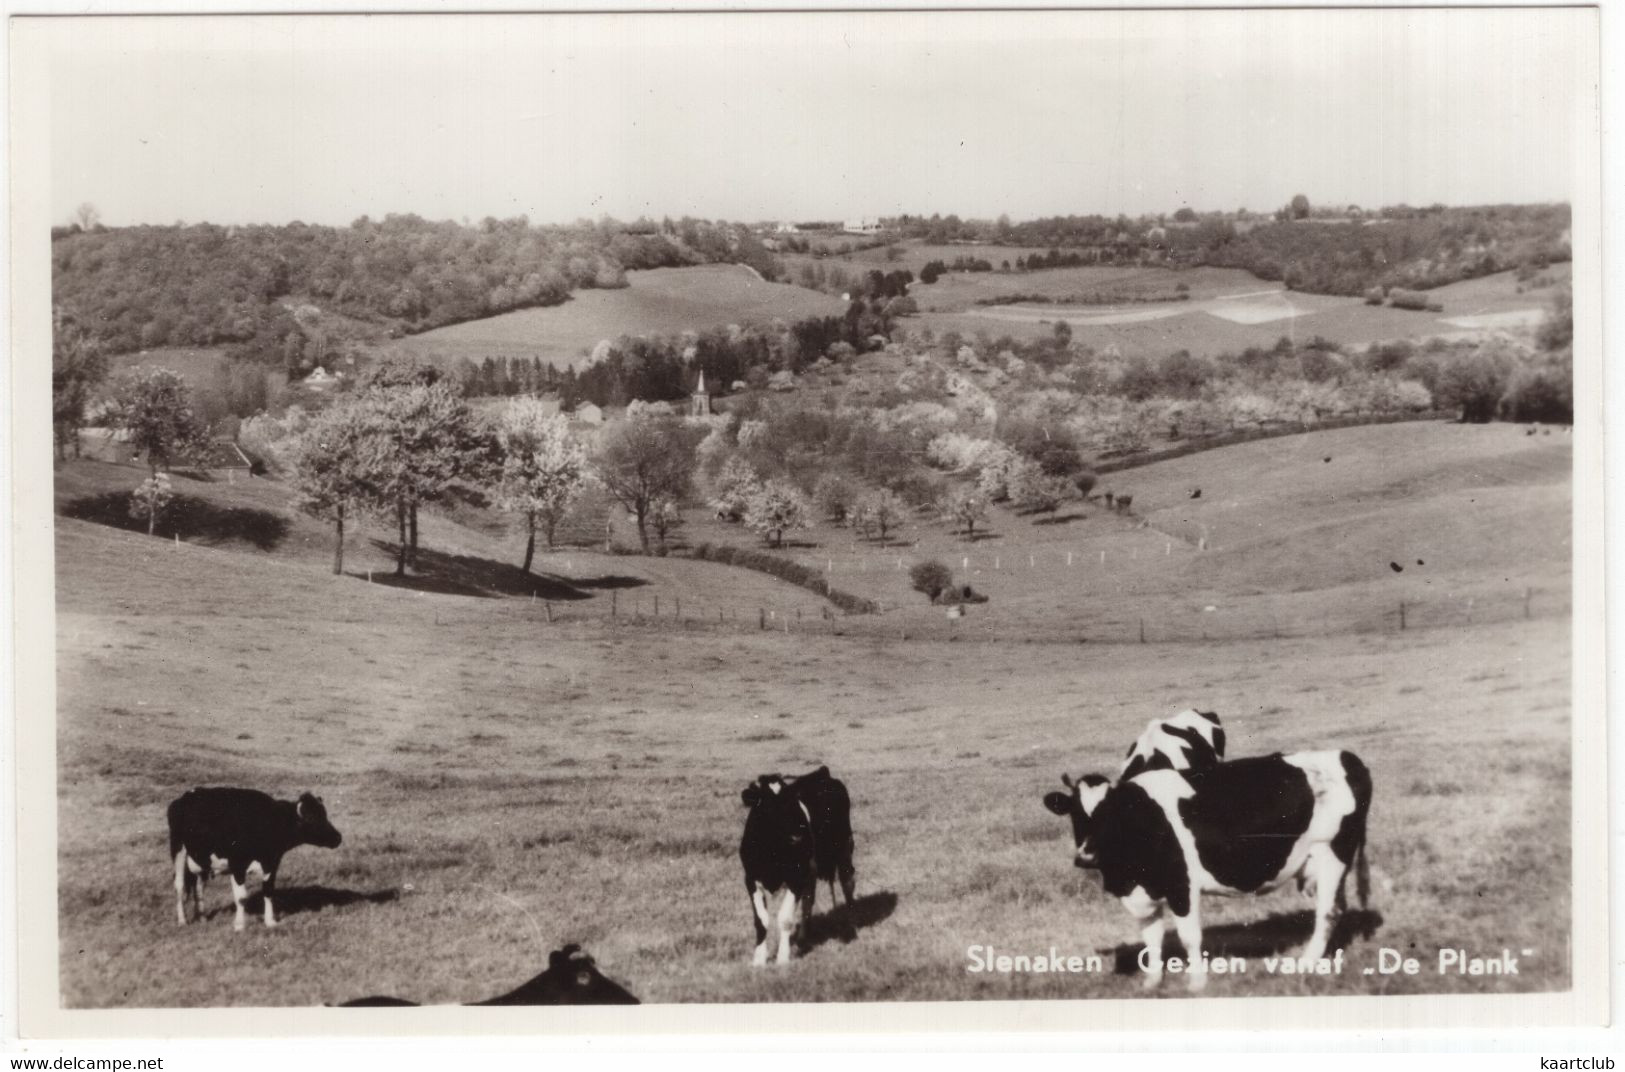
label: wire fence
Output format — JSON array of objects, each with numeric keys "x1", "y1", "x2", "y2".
[{"x1": 404, "y1": 577, "x2": 1569, "y2": 647}]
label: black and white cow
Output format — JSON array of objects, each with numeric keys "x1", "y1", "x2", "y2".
[
  {"x1": 340, "y1": 945, "x2": 639, "y2": 1006},
  {"x1": 167, "y1": 787, "x2": 343, "y2": 930},
  {"x1": 1044, "y1": 751, "x2": 1372, "y2": 991},
  {"x1": 738, "y1": 765, "x2": 856, "y2": 966},
  {"x1": 1119, "y1": 709, "x2": 1225, "y2": 782}
]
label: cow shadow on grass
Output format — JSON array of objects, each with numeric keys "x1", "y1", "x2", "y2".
[
  {"x1": 1102, "y1": 909, "x2": 1385, "y2": 975},
  {"x1": 61, "y1": 491, "x2": 291, "y2": 551},
  {"x1": 259, "y1": 886, "x2": 401, "y2": 918},
  {"x1": 800, "y1": 891, "x2": 900, "y2": 952}
]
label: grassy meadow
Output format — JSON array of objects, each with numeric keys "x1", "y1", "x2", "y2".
[
  {"x1": 52, "y1": 419, "x2": 1573, "y2": 1007},
  {"x1": 392, "y1": 265, "x2": 849, "y2": 370}
]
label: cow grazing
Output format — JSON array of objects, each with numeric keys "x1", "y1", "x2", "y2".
[
  {"x1": 1119, "y1": 709, "x2": 1225, "y2": 781},
  {"x1": 1043, "y1": 751, "x2": 1372, "y2": 992},
  {"x1": 739, "y1": 765, "x2": 856, "y2": 966},
  {"x1": 340, "y1": 945, "x2": 639, "y2": 1006},
  {"x1": 167, "y1": 787, "x2": 343, "y2": 930}
]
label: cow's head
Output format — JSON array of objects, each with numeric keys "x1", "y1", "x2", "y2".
[
  {"x1": 1042, "y1": 773, "x2": 1112, "y2": 868},
  {"x1": 487, "y1": 945, "x2": 640, "y2": 1005},
  {"x1": 741, "y1": 774, "x2": 811, "y2": 849},
  {"x1": 296, "y1": 793, "x2": 343, "y2": 849}
]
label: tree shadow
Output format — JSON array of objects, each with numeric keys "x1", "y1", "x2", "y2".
[
  {"x1": 1100, "y1": 909, "x2": 1384, "y2": 975},
  {"x1": 1032, "y1": 512, "x2": 1089, "y2": 527},
  {"x1": 800, "y1": 891, "x2": 899, "y2": 952},
  {"x1": 960, "y1": 530, "x2": 1001, "y2": 543},
  {"x1": 61, "y1": 491, "x2": 290, "y2": 551},
  {"x1": 366, "y1": 540, "x2": 646, "y2": 601}
]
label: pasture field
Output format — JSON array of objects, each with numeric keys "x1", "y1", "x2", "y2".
[
  {"x1": 52, "y1": 419, "x2": 1573, "y2": 1007},
  {"x1": 686, "y1": 422, "x2": 1572, "y2": 644},
  {"x1": 54, "y1": 518, "x2": 1570, "y2": 1006},
  {"x1": 392, "y1": 265, "x2": 849, "y2": 370},
  {"x1": 107, "y1": 347, "x2": 231, "y2": 383},
  {"x1": 896, "y1": 263, "x2": 1566, "y2": 359}
]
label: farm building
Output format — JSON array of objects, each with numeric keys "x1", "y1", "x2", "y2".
[
  {"x1": 184, "y1": 440, "x2": 257, "y2": 480},
  {"x1": 301, "y1": 366, "x2": 343, "y2": 391},
  {"x1": 843, "y1": 218, "x2": 882, "y2": 235}
]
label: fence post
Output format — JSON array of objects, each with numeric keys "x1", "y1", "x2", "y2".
[
  {"x1": 759, "y1": 608, "x2": 766, "y2": 630},
  {"x1": 675, "y1": 596, "x2": 680, "y2": 619},
  {"x1": 654, "y1": 595, "x2": 659, "y2": 617},
  {"x1": 544, "y1": 601, "x2": 553, "y2": 623},
  {"x1": 1139, "y1": 618, "x2": 1146, "y2": 644},
  {"x1": 611, "y1": 591, "x2": 617, "y2": 618},
  {"x1": 1398, "y1": 601, "x2": 1406, "y2": 631}
]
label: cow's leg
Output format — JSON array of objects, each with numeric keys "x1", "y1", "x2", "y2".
[
  {"x1": 173, "y1": 851, "x2": 190, "y2": 925},
  {"x1": 1171, "y1": 902, "x2": 1207, "y2": 993},
  {"x1": 1124, "y1": 892, "x2": 1165, "y2": 990},
  {"x1": 262, "y1": 870, "x2": 278, "y2": 928},
  {"x1": 749, "y1": 883, "x2": 772, "y2": 967},
  {"x1": 229, "y1": 869, "x2": 251, "y2": 932},
  {"x1": 837, "y1": 850, "x2": 857, "y2": 906},
  {"x1": 1301, "y1": 846, "x2": 1343, "y2": 963},
  {"x1": 774, "y1": 886, "x2": 800, "y2": 965}
]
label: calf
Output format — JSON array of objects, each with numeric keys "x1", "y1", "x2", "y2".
[
  {"x1": 1119, "y1": 709, "x2": 1225, "y2": 781},
  {"x1": 341, "y1": 945, "x2": 639, "y2": 1006},
  {"x1": 738, "y1": 765, "x2": 856, "y2": 966},
  {"x1": 1043, "y1": 751, "x2": 1372, "y2": 992},
  {"x1": 167, "y1": 787, "x2": 343, "y2": 930}
]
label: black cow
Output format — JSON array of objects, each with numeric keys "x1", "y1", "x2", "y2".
[
  {"x1": 340, "y1": 945, "x2": 639, "y2": 1006},
  {"x1": 167, "y1": 787, "x2": 343, "y2": 930},
  {"x1": 1119, "y1": 709, "x2": 1225, "y2": 782},
  {"x1": 739, "y1": 765, "x2": 856, "y2": 966},
  {"x1": 1044, "y1": 751, "x2": 1372, "y2": 991}
]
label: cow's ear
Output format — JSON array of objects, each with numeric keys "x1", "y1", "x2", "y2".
[
  {"x1": 1043, "y1": 791, "x2": 1073, "y2": 816},
  {"x1": 741, "y1": 785, "x2": 762, "y2": 807},
  {"x1": 1060, "y1": 772, "x2": 1076, "y2": 789}
]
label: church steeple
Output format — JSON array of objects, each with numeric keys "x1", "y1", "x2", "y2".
[{"x1": 690, "y1": 370, "x2": 712, "y2": 417}]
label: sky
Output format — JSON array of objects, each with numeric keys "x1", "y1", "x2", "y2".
[{"x1": 42, "y1": 9, "x2": 1592, "y2": 229}]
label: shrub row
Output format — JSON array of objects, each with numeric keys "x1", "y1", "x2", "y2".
[
  {"x1": 1091, "y1": 411, "x2": 1455, "y2": 474},
  {"x1": 683, "y1": 542, "x2": 880, "y2": 615},
  {"x1": 974, "y1": 292, "x2": 1190, "y2": 307}
]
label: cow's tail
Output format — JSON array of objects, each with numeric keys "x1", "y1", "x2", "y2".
[{"x1": 1339, "y1": 751, "x2": 1374, "y2": 911}]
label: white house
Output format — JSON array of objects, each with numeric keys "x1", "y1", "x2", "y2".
[{"x1": 843, "y1": 218, "x2": 882, "y2": 235}]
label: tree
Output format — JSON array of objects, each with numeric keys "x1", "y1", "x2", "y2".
[
  {"x1": 1173, "y1": 206, "x2": 1198, "y2": 223},
  {"x1": 649, "y1": 496, "x2": 685, "y2": 552},
  {"x1": 359, "y1": 381, "x2": 490, "y2": 575},
  {"x1": 51, "y1": 309, "x2": 108, "y2": 459},
  {"x1": 946, "y1": 487, "x2": 988, "y2": 539},
  {"x1": 105, "y1": 367, "x2": 210, "y2": 476},
  {"x1": 495, "y1": 399, "x2": 588, "y2": 572},
  {"x1": 289, "y1": 399, "x2": 382, "y2": 575},
  {"x1": 1537, "y1": 285, "x2": 1572, "y2": 351},
  {"x1": 814, "y1": 473, "x2": 858, "y2": 526},
  {"x1": 909, "y1": 559, "x2": 953, "y2": 603},
  {"x1": 128, "y1": 472, "x2": 174, "y2": 537},
  {"x1": 73, "y1": 202, "x2": 100, "y2": 231},
  {"x1": 859, "y1": 488, "x2": 904, "y2": 543},
  {"x1": 709, "y1": 456, "x2": 760, "y2": 522},
  {"x1": 594, "y1": 418, "x2": 698, "y2": 552},
  {"x1": 1435, "y1": 340, "x2": 1516, "y2": 423},
  {"x1": 1290, "y1": 194, "x2": 1311, "y2": 220},
  {"x1": 744, "y1": 480, "x2": 810, "y2": 548}
]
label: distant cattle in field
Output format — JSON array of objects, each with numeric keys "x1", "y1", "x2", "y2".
[
  {"x1": 1120, "y1": 709, "x2": 1225, "y2": 782},
  {"x1": 1043, "y1": 751, "x2": 1372, "y2": 992},
  {"x1": 340, "y1": 945, "x2": 639, "y2": 1006},
  {"x1": 167, "y1": 787, "x2": 343, "y2": 930},
  {"x1": 739, "y1": 765, "x2": 856, "y2": 965}
]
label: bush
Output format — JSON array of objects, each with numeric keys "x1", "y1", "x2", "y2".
[
  {"x1": 813, "y1": 473, "x2": 859, "y2": 525},
  {"x1": 1364, "y1": 287, "x2": 1385, "y2": 305},
  {"x1": 1387, "y1": 288, "x2": 1430, "y2": 311},
  {"x1": 685, "y1": 542, "x2": 878, "y2": 614},
  {"x1": 909, "y1": 560, "x2": 953, "y2": 603},
  {"x1": 1072, "y1": 470, "x2": 1098, "y2": 498},
  {"x1": 1502, "y1": 350, "x2": 1572, "y2": 423}
]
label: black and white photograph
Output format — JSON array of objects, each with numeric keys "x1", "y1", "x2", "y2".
[{"x1": 7, "y1": 6, "x2": 1607, "y2": 1037}]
